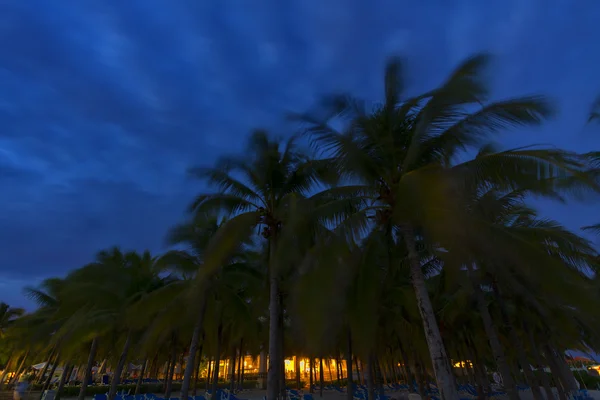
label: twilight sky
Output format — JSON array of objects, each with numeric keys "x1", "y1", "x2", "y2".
[{"x1": 1, "y1": 0, "x2": 599, "y2": 309}]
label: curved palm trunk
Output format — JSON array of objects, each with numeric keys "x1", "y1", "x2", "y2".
[
  {"x1": 55, "y1": 362, "x2": 71, "y2": 400},
  {"x1": 181, "y1": 299, "x2": 207, "y2": 400},
  {"x1": 135, "y1": 358, "x2": 148, "y2": 395},
  {"x1": 108, "y1": 332, "x2": 133, "y2": 400},
  {"x1": 466, "y1": 264, "x2": 518, "y2": 400},
  {"x1": 40, "y1": 352, "x2": 61, "y2": 399},
  {"x1": 266, "y1": 249, "x2": 282, "y2": 400},
  {"x1": 346, "y1": 330, "x2": 354, "y2": 400},
  {"x1": 37, "y1": 347, "x2": 57, "y2": 384},
  {"x1": 402, "y1": 229, "x2": 458, "y2": 400},
  {"x1": 11, "y1": 350, "x2": 29, "y2": 384},
  {"x1": 78, "y1": 337, "x2": 98, "y2": 400}
]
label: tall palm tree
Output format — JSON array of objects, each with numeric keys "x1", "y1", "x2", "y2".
[
  {"x1": 188, "y1": 130, "x2": 339, "y2": 400},
  {"x1": 298, "y1": 53, "x2": 590, "y2": 400},
  {"x1": 162, "y1": 212, "x2": 263, "y2": 400}
]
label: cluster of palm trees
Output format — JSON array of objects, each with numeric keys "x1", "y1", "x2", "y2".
[{"x1": 1, "y1": 53, "x2": 600, "y2": 400}]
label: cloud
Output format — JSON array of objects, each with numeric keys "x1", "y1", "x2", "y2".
[{"x1": 0, "y1": 0, "x2": 599, "y2": 305}]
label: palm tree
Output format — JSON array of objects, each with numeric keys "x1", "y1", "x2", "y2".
[
  {"x1": 162, "y1": 212, "x2": 262, "y2": 400},
  {"x1": 188, "y1": 130, "x2": 339, "y2": 400},
  {"x1": 0, "y1": 303, "x2": 24, "y2": 388},
  {"x1": 0, "y1": 303, "x2": 24, "y2": 337},
  {"x1": 298, "y1": 53, "x2": 591, "y2": 400},
  {"x1": 453, "y1": 186, "x2": 598, "y2": 400}
]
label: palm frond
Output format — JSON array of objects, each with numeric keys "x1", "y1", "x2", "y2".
[
  {"x1": 588, "y1": 95, "x2": 600, "y2": 123},
  {"x1": 189, "y1": 193, "x2": 258, "y2": 215},
  {"x1": 188, "y1": 166, "x2": 264, "y2": 206},
  {"x1": 422, "y1": 96, "x2": 555, "y2": 163},
  {"x1": 582, "y1": 223, "x2": 600, "y2": 235}
]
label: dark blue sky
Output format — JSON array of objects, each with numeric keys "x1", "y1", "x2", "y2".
[{"x1": 1, "y1": 0, "x2": 599, "y2": 309}]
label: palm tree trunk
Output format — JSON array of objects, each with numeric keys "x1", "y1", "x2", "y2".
[
  {"x1": 279, "y1": 298, "x2": 286, "y2": 400},
  {"x1": 378, "y1": 358, "x2": 387, "y2": 386},
  {"x1": 309, "y1": 358, "x2": 314, "y2": 393},
  {"x1": 40, "y1": 352, "x2": 61, "y2": 398},
  {"x1": 267, "y1": 239, "x2": 282, "y2": 400},
  {"x1": 211, "y1": 323, "x2": 223, "y2": 396},
  {"x1": 402, "y1": 228, "x2": 459, "y2": 400},
  {"x1": 346, "y1": 330, "x2": 354, "y2": 400},
  {"x1": 491, "y1": 285, "x2": 542, "y2": 400},
  {"x1": 295, "y1": 357, "x2": 301, "y2": 390},
  {"x1": 463, "y1": 343, "x2": 483, "y2": 398},
  {"x1": 150, "y1": 353, "x2": 159, "y2": 380},
  {"x1": 165, "y1": 339, "x2": 177, "y2": 399},
  {"x1": 544, "y1": 350, "x2": 566, "y2": 400},
  {"x1": 388, "y1": 355, "x2": 399, "y2": 384},
  {"x1": 0, "y1": 352, "x2": 13, "y2": 389},
  {"x1": 319, "y1": 358, "x2": 324, "y2": 398},
  {"x1": 206, "y1": 357, "x2": 212, "y2": 392},
  {"x1": 236, "y1": 340, "x2": 243, "y2": 391},
  {"x1": 108, "y1": 332, "x2": 133, "y2": 400},
  {"x1": 181, "y1": 298, "x2": 207, "y2": 400},
  {"x1": 193, "y1": 337, "x2": 205, "y2": 395},
  {"x1": 545, "y1": 345, "x2": 577, "y2": 397},
  {"x1": 374, "y1": 357, "x2": 384, "y2": 398},
  {"x1": 367, "y1": 354, "x2": 375, "y2": 400},
  {"x1": 229, "y1": 348, "x2": 237, "y2": 391},
  {"x1": 78, "y1": 337, "x2": 98, "y2": 400},
  {"x1": 11, "y1": 350, "x2": 29, "y2": 384},
  {"x1": 524, "y1": 325, "x2": 553, "y2": 400},
  {"x1": 354, "y1": 357, "x2": 362, "y2": 386},
  {"x1": 327, "y1": 359, "x2": 333, "y2": 383},
  {"x1": 413, "y1": 358, "x2": 426, "y2": 399},
  {"x1": 0, "y1": 350, "x2": 14, "y2": 390},
  {"x1": 398, "y1": 342, "x2": 414, "y2": 392},
  {"x1": 164, "y1": 356, "x2": 172, "y2": 386},
  {"x1": 98, "y1": 359, "x2": 108, "y2": 378},
  {"x1": 466, "y1": 264, "x2": 519, "y2": 400},
  {"x1": 36, "y1": 347, "x2": 56, "y2": 385},
  {"x1": 240, "y1": 353, "x2": 245, "y2": 391},
  {"x1": 135, "y1": 358, "x2": 147, "y2": 395},
  {"x1": 55, "y1": 362, "x2": 71, "y2": 400}
]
